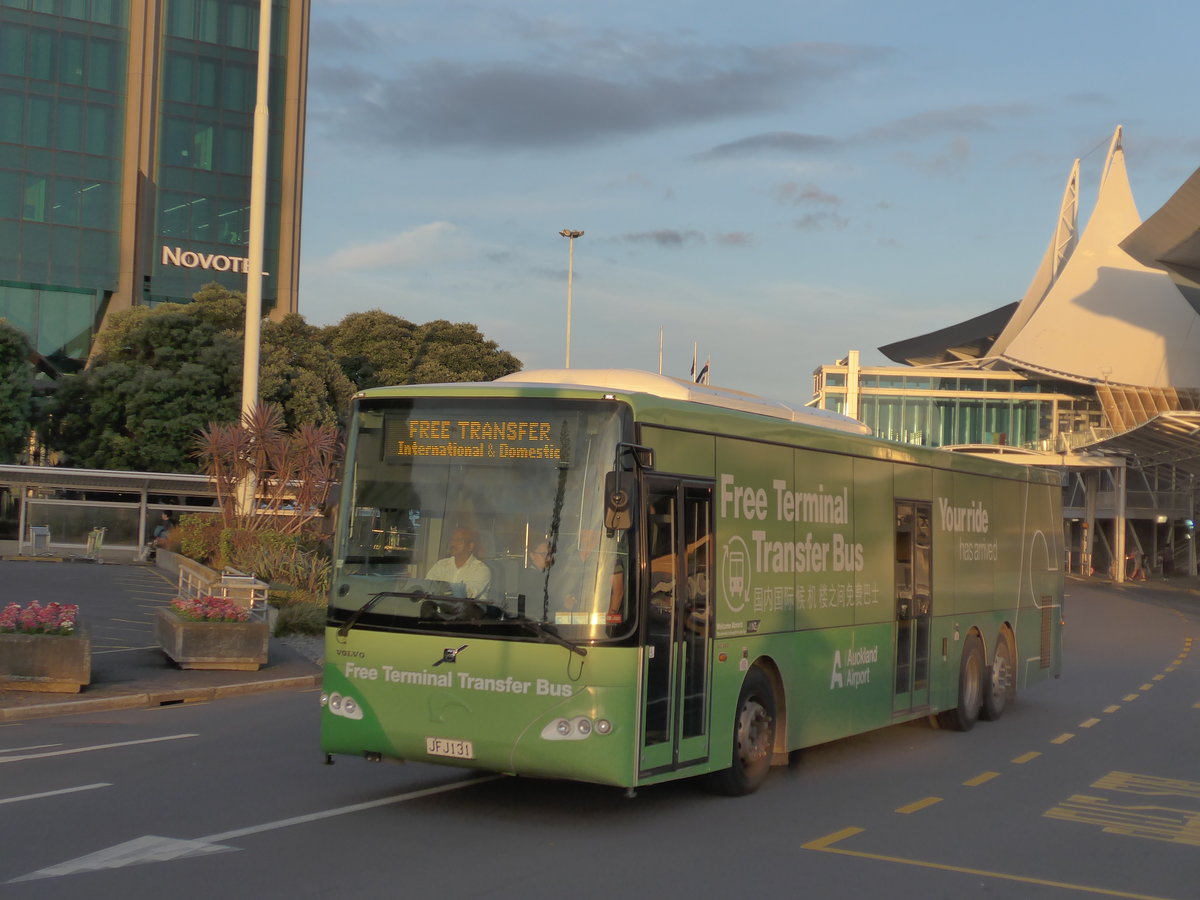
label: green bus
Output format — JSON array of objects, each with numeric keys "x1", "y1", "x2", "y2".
[{"x1": 321, "y1": 369, "x2": 1063, "y2": 794}]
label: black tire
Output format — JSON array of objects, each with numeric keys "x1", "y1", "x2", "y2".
[
  {"x1": 981, "y1": 633, "x2": 1015, "y2": 721},
  {"x1": 706, "y1": 667, "x2": 776, "y2": 795},
  {"x1": 936, "y1": 635, "x2": 985, "y2": 732}
]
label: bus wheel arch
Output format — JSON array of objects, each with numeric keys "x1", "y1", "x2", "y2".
[
  {"x1": 936, "y1": 630, "x2": 986, "y2": 732},
  {"x1": 981, "y1": 626, "x2": 1016, "y2": 721},
  {"x1": 705, "y1": 662, "x2": 781, "y2": 796}
]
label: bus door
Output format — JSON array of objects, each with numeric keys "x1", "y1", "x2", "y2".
[
  {"x1": 639, "y1": 477, "x2": 713, "y2": 776},
  {"x1": 894, "y1": 500, "x2": 932, "y2": 714}
]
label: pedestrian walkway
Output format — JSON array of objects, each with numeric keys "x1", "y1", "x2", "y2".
[{"x1": 0, "y1": 559, "x2": 321, "y2": 723}]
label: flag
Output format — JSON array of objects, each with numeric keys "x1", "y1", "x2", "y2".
[{"x1": 697, "y1": 357, "x2": 710, "y2": 385}]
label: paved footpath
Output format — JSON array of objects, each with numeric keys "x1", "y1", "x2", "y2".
[{"x1": 0, "y1": 559, "x2": 321, "y2": 723}]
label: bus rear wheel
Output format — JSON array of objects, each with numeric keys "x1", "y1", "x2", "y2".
[
  {"x1": 937, "y1": 635, "x2": 985, "y2": 732},
  {"x1": 981, "y1": 633, "x2": 1015, "y2": 721},
  {"x1": 707, "y1": 668, "x2": 776, "y2": 796}
]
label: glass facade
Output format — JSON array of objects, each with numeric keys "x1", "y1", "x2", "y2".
[
  {"x1": 0, "y1": 0, "x2": 127, "y2": 316},
  {"x1": 0, "y1": 0, "x2": 302, "y2": 364},
  {"x1": 149, "y1": 0, "x2": 286, "y2": 305},
  {"x1": 815, "y1": 365, "x2": 1105, "y2": 451}
]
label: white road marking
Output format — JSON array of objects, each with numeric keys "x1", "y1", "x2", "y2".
[
  {"x1": 0, "y1": 783, "x2": 112, "y2": 806},
  {"x1": 10, "y1": 775, "x2": 500, "y2": 881},
  {"x1": 0, "y1": 743, "x2": 63, "y2": 754},
  {"x1": 0, "y1": 734, "x2": 198, "y2": 763}
]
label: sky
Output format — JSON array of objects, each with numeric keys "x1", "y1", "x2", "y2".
[{"x1": 296, "y1": 0, "x2": 1200, "y2": 407}]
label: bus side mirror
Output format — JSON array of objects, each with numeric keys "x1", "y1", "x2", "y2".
[{"x1": 604, "y1": 471, "x2": 634, "y2": 532}]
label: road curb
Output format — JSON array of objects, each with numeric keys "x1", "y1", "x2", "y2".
[{"x1": 0, "y1": 674, "x2": 322, "y2": 723}]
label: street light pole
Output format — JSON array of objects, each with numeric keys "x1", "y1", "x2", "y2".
[
  {"x1": 559, "y1": 229, "x2": 583, "y2": 368},
  {"x1": 238, "y1": 0, "x2": 272, "y2": 516}
]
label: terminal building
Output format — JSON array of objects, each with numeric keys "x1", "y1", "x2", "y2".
[
  {"x1": 812, "y1": 127, "x2": 1200, "y2": 582},
  {"x1": 0, "y1": 0, "x2": 309, "y2": 371}
]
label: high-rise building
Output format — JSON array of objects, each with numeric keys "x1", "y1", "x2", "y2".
[{"x1": 0, "y1": 0, "x2": 308, "y2": 370}]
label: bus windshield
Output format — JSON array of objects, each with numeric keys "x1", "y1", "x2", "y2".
[{"x1": 330, "y1": 397, "x2": 634, "y2": 643}]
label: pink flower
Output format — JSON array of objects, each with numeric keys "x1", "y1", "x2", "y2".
[
  {"x1": 0, "y1": 600, "x2": 79, "y2": 635},
  {"x1": 169, "y1": 595, "x2": 251, "y2": 623}
]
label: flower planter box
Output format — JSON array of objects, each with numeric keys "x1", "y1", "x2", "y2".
[
  {"x1": 0, "y1": 627, "x2": 91, "y2": 693},
  {"x1": 155, "y1": 608, "x2": 269, "y2": 671}
]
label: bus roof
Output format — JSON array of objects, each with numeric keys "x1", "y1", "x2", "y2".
[{"x1": 495, "y1": 368, "x2": 872, "y2": 436}]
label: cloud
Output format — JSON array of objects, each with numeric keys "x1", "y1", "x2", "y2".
[
  {"x1": 622, "y1": 229, "x2": 706, "y2": 247},
  {"x1": 695, "y1": 131, "x2": 840, "y2": 161},
  {"x1": 896, "y1": 137, "x2": 972, "y2": 175},
  {"x1": 715, "y1": 232, "x2": 752, "y2": 246},
  {"x1": 695, "y1": 103, "x2": 1032, "y2": 164},
  {"x1": 309, "y1": 31, "x2": 887, "y2": 151},
  {"x1": 794, "y1": 212, "x2": 849, "y2": 231},
  {"x1": 860, "y1": 104, "x2": 1030, "y2": 143},
  {"x1": 317, "y1": 222, "x2": 465, "y2": 271},
  {"x1": 776, "y1": 181, "x2": 841, "y2": 206},
  {"x1": 311, "y1": 17, "x2": 381, "y2": 54}
]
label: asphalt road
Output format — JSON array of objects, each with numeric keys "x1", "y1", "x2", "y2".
[{"x1": 1, "y1": 578, "x2": 1197, "y2": 899}]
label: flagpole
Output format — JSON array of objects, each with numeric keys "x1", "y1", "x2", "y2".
[{"x1": 658, "y1": 327, "x2": 663, "y2": 374}]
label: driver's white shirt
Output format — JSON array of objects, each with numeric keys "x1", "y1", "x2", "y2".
[{"x1": 425, "y1": 555, "x2": 491, "y2": 599}]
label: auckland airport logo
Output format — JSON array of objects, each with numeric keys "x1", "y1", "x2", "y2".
[{"x1": 721, "y1": 536, "x2": 752, "y2": 613}]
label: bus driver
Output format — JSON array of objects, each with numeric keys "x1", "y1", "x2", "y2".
[{"x1": 424, "y1": 526, "x2": 491, "y2": 599}]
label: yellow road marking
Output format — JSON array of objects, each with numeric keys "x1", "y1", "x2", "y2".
[
  {"x1": 896, "y1": 796, "x2": 941, "y2": 814},
  {"x1": 1140, "y1": 684, "x2": 1155, "y2": 691},
  {"x1": 1012, "y1": 751, "x2": 1041, "y2": 764},
  {"x1": 1104, "y1": 705, "x2": 1121, "y2": 713},
  {"x1": 1124, "y1": 694, "x2": 1140, "y2": 702},
  {"x1": 802, "y1": 827, "x2": 1180, "y2": 899},
  {"x1": 1079, "y1": 718, "x2": 1101, "y2": 729},
  {"x1": 1052, "y1": 733, "x2": 1075, "y2": 745},
  {"x1": 1152, "y1": 675, "x2": 1165, "y2": 681},
  {"x1": 964, "y1": 771, "x2": 999, "y2": 786},
  {"x1": 801, "y1": 827, "x2": 863, "y2": 850}
]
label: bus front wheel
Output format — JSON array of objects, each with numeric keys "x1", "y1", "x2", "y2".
[
  {"x1": 937, "y1": 635, "x2": 985, "y2": 732},
  {"x1": 707, "y1": 668, "x2": 776, "y2": 796}
]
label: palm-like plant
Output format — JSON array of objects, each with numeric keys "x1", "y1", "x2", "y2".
[{"x1": 195, "y1": 402, "x2": 341, "y2": 533}]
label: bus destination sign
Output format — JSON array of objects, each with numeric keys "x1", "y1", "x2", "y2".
[{"x1": 386, "y1": 418, "x2": 562, "y2": 461}]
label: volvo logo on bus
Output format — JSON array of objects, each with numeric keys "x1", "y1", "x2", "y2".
[
  {"x1": 721, "y1": 536, "x2": 751, "y2": 613},
  {"x1": 432, "y1": 644, "x2": 468, "y2": 666}
]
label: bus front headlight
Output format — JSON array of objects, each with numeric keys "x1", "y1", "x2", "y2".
[{"x1": 541, "y1": 716, "x2": 610, "y2": 741}]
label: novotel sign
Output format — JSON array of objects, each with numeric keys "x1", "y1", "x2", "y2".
[{"x1": 161, "y1": 245, "x2": 253, "y2": 274}]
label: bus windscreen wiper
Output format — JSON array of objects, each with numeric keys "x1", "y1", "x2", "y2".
[
  {"x1": 507, "y1": 616, "x2": 588, "y2": 657},
  {"x1": 336, "y1": 590, "x2": 431, "y2": 637}
]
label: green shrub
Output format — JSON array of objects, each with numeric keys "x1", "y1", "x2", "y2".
[
  {"x1": 176, "y1": 516, "x2": 330, "y2": 596},
  {"x1": 274, "y1": 601, "x2": 325, "y2": 636}
]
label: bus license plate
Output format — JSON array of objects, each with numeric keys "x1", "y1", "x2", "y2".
[{"x1": 425, "y1": 737, "x2": 474, "y2": 759}]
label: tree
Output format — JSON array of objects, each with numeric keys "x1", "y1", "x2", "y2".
[
  {"x1": 41, "y1": 288, "x2": 521, "y2": 472},
  {"x1": 322, "y1": 310, "x2": 521, "y2": 390},
  {"x1": 42, "y1": 311, "x2": 242, "y2": 471},
  {"x1": 0, "y1": 320, "x2": 34, "y2": 463},
  {"x1": 260, "y1": 314, "x2": 355, "y2": 431}
]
